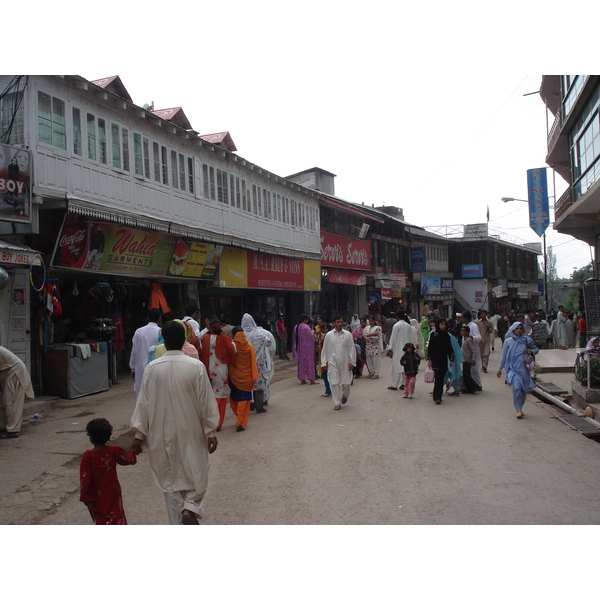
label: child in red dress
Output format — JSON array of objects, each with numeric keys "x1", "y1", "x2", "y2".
[{"x1": 79, "y1": 418, "x2": 137, "y2": 524}]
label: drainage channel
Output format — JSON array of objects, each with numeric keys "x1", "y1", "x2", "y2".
[{"x1": 532, "y1": 380, "x2": 600, "y2": 442}]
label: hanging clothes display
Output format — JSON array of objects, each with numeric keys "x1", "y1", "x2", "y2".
[{"x1": 148, "y1": 282, "x2": 171, "y2": 314}]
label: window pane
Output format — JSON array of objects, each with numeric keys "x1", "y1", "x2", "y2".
[
  {"x1": 98, "y1": 119, "x2": 107, "y2": 164},
  {"x1": 153, "y1": 142, "x2": 160, "y2": 181},
  {"x1": 187, "y1": 157, "x2": 194, "y2": 193},
  {"x1": 133, "y1": 133, "x2": 143, "y2": 176},
  {"x1": 111, "y1": 124, "x2": 121, "y2": 168},
  {"x1": 203, "y1": 164, "x2": 209, "y2": 198},
  {"x1": 171, "y1": 150, "x2": 178, "y2": 188},
  {"x1": 179, "y1": 154, "x2": 186, "y2": 190},
  {"x1": 87, "y1": 114, "x2": 96, "y2": 160},
  {"x1": 38, "y1": 91, "x2": 52, "y2": 143},
  {"x1": 143, "y1": 138, "x2": 150, "y2": 178},
  {"x1": 122, "y1": 128, "x2": 130, "y2": 171},
  {"x1": 161, "y1": 146, "x2": 168, "y2": 184},
  {"x1": 52, "y1": 97, "x2": 66, "y2": 149},
  {"x1": 72, "y1": 108, "x2": 82, "y2": 155}
]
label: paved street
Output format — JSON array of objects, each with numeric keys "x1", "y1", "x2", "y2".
[{"x1": 1, "y1": 348, "x2": 599, "y2": 526}]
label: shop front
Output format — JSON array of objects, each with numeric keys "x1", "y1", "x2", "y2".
[
  {"x1": 217, "y1": 247, "x2": 320, "y2": 348},
  {"x1": 45, "y1": 213, "x2": 226, "y2": 395},
  {"x1": 319, "y1": 232, "x2": 370, "y2": 322},
  {"x1": 372, "y1": 273, "x2": 410, "y2": 318},
  {"x1": 416, "y1": 274, "x2": 455, "y2": 319},
  {"x1": 0, "y1": 241, "x2": 41, "y2": 373}
]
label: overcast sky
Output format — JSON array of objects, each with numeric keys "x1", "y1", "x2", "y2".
[{"x1": 26, "y1": 2, "x2": 598, "y2": 280}]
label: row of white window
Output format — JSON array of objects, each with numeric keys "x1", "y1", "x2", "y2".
[{"x1": 36, "y1": 90, "x2": 318, "y2": 230}]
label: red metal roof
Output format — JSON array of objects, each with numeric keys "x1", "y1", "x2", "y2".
[
  {"x1": 199, "y1": 132, "x2": 237, "y2": 152},
  {"x1": 151, "y1": 107, "x2": 193, "y2": 131},
  {"x1": 90, "y1": 76, "x2": 132, "y2": 103}
]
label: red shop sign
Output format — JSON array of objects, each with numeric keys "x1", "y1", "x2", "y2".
[{"x1": 320, "y1": 231, "x2": 370, "y2": 271}]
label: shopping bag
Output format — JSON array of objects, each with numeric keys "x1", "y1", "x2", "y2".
[{"x1": 424, "y1": 366, "x2": 435, "y2": 383}]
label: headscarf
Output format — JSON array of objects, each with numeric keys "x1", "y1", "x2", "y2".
[
  {"x1": 420, "y1": 316, "x2": 430, "y2": 348},
  {"x1": 410, "y1": 318, "x2": 424, "y2": 355},
  {"x1": 350, "y1": 315, "x2": 360, "y2": 331},
  {"x1": 229, "y1": 330, "x2": 259, "y2": 392},
  {"x1": 502, "y1": 322, "x2": 537, "y2": 391},
  {"x1": 200, "y1": 321, "x2": 236, "y2": 369},
  {"x1": 154, "y1": 319, "x2": 198, "y2": 359},
  {"x1": 241, "y1": 313, "x2": 272, "y2": 385},
  {"x1": 586, "y1": 337, "x2": 600, "y2": 360}
]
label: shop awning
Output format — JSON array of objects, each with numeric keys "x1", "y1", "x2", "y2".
[
  {"x1": 0, "y1": 239, "x2": 42, "y2": 266},
  {"x1": 326, "y1": 268, "x2": 367, "y2": 285}
]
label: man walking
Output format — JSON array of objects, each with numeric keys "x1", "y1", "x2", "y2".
[
  {"x1": 475, "y1": 310, "x2": 494, "y2": 373},
  {"x1": 130, "y1": 320, "x2": 219, "y2": 525},
  {"x1": 129, "y1": 308, "x2": 162, "y2": 398},
  {"x1": 461, "y1": 312, "x2": 483, "y2": 390},
  {"x1": 386, "y1": 312, "x2": 414, "y2": 390},
  {"x1": 0, "y1": 346, "x2": 34, "y2": 439},
  {"x1": 182, "y1": 303, "x2": 201, "y2": 338},
  {"x1": 321, "y1": 315, "x2": 355, "y2": 410}
]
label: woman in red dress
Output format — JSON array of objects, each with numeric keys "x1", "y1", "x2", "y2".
[{"x1": 80, "y1": 418, "x2": 137, "y2": 524}]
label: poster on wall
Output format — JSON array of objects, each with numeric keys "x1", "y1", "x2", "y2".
[
  {"x1": 167, "y1": 239, "x2": 223, "y2": 279},
  {"x1": 0, "y1": 144, "x2": 31, "y2": 223}
]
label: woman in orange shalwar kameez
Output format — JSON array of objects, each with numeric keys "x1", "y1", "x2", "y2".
[
  {"x1": 228, "y1": 327, "x2": 259, "y2": 432},
  {"x1": 201, "y1": 319, "x2": 236, "y2": 431}
]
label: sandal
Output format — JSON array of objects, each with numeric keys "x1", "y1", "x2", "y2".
[
  {"x1": 235, "y1": 425, "x2": 245, "y2": 432},
  {"x1": 387, "y1": 386, "x2": 397, "y2": 390},
  {"x1": 333, "y1": 405, "x2": 341, "y2": 410},
  {"x1": 0, "y1": 431, "x2": 19, "y2": 439},
  {"x1": 321, "y1": 393, "x2": 331, "y2": 397},
  {"x1": 371, "y1": 375, "x2": 379, "y2": 379}
]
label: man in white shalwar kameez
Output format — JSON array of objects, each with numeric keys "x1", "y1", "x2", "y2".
[
  {"x1": 555, "y1": 305, "x2": 568, "y2": 349},
  {"x1": 461, "y1": 312, "x2": 483, "y2": 390},
  {"x1": 387, "y1": 313, "x2": 414, "y2": 389},
  {"x1": 129, "y1": 308, "x2": 162, "y2": 398},
  {"x1": 130, "y1": 320, "x2": 219, "y2": 525},
  {"x1": 321, "y1": 315, "x2": 355, "y2": 410}
]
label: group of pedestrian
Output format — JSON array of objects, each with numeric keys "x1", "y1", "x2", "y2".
[
  {"x1": 81, "y1": 305, "x2": 280, "y2": 526},
  {"x1": 3, "y1": 301, "x2": 574, "y2": 525}
]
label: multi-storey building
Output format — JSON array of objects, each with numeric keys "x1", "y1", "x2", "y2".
[
  {"x1": 541, "y1": 75, "x2": 600, "y2": 275},
  {"x1": 0, "y1": 75, "x2": 323, "y2": 389}
]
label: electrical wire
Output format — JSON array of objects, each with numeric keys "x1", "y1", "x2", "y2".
[{"x1": 0, "y1": 75, "x2": 28, "y2": 145}]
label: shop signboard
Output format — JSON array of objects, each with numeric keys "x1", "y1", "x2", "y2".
[
  {"x1": 410, "y1": 247, "x2": 425, "y2": 272},
  {"x1": 53, "y1": 214, "x2": 177, "y2": 276},
  {"x1": 320, "y1": 231, "x2": 370, "y2": 270},
  {"x1": 0, "y1": 144, "x2": 31, "y2": 223},
  {"x1": 219, "y1": 248, "x2": 320, "y2": 291}
]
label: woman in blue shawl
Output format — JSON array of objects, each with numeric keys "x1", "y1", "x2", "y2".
[
  {"x1": 444, "y1": 331, "x2": 464, "y2": 396},
  {"x1": 496, "y1": 321, "x2": 538, "y2": 418}
]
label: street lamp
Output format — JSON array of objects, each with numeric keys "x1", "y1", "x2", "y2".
[{"x1": 500, "y1": 196, "x2": 551, "y2": 311}]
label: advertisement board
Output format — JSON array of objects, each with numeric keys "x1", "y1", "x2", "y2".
[
  {"x1": 0, "y1": 144, "x2": 31, "y2": 223},
  {"x1": 410, "y1": 246, "x2": 425, "y2": 272},
  {"x1": 52, "y1": 214, "x2": 223, "y2": 279}
]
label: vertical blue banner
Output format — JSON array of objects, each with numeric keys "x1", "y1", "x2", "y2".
[{"x1": 527, "y1": 168, "x2": 549, "y2": 237}]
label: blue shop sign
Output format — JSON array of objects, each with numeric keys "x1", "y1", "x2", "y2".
[
  {"x1": 461, "y1": 264, "x2": 483, "y2": 278},
  {"x1": 410, "y1": 247, "x2": 425, "y2": 272}
]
